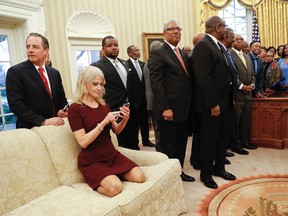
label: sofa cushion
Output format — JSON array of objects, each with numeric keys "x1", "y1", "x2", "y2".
[
  {"x1": 0, "y1": 129, "x2": 60, "y2": 215},
  {"x1": 3, "y1": 186, "x2": 120, "y2": 216},
  {"x1": 71, "y1": 159, "x2": 184, "y2": 216},
  {"x1": 32, "y1": 121, "x2": 84, "y2": 185}
]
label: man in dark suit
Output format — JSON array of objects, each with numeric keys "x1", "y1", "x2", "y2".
[
  {"x1": 148, "y1": 19, "x2": 194, "y2": 182},
  {"x1": 127, "y1": 45, "x2": 155, "y2": 147},
  {"x1": 190, "y1": 16, "x2": 236, "y2": 189},
  {"x1": 249, "y1": 41, "x2": 265, "y2": 98},
  {"x1": 91, "y1": 36, "x2": 139, "y2": 150},
  {"x1": 230, "y1": 35, "x2": 258, "y2": 150},
  {"x1": 6, "y1": 32, "x2": 68, "y2": 129},
  {"x1": 220, "y1": 30, "x2": 250, "y2": 156}
]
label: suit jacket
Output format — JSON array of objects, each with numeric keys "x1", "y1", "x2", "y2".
[
  {"x1": 191, "y1": 35, "x2": 231, "y2": 114},
  {"x1": 126, "y1": 59, "x2": 146, "y2": 109},
  {"x1": 147, "y1": 42, "x2": 191, "y2": 122},
  {"x1": 6, "y1": 60, "x2": 68, "y2": 128},
  {"x1": 91, "y1": 56, "x2": 130, "y2": 111},
  {"x1": 249, "y1": 52, "x2": 264, "y2": 94},
  {"x1": 230, "y1": 50, "x2": 255, "y2": 101}
]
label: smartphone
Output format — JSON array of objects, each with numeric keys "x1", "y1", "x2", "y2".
[
  {"x1": 123, "y1": 102, "x2": 130, "y2": 107},
  {"x1": 62, "y1": 103, "x2": 69, "y2": 112}
]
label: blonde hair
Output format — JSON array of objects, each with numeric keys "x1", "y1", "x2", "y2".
[{"x1": 73, "y1": 66, "x2": 106, "y2": 106}]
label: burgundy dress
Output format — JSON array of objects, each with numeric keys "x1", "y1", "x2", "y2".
[{"x1": 68, "y1": 102, "x2": 137, "y2": 190}]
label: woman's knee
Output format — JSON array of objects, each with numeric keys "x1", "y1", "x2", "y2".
[
  {"x1": 131, "y1": 167, "x2": 146, "y2": 183},
  {"x1": 99, "y1": 176, "x2": 123, "y2": 197},
  {"x1": 108, "y1": 181, "x2": 123, "y2": 196}
]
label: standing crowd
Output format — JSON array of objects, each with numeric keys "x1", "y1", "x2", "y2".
[{"x1": 5, "y1": 15, "x2": 288, "y2": 195}]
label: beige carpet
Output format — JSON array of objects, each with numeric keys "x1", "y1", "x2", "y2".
[
  {"x1": 141, "y1": 134, "x2": 288, "y2": 216},
  {"x1": 199, "y1": 174, "x2": 288, "y2": 216}
]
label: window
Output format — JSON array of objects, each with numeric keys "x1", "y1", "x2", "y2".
[
  {"x1": 218, "y1": 0, "x2": 252, "y2": 41},
  {"x1": 76, "y1": 50, "x2": 101, "y2": 74},
  {"x1": 0, "y1": 34, "x2": 16, "y2": 130}
]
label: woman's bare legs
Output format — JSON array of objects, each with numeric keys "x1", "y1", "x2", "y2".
[{"x1": 97, "y1": 175, "x2": 123, "y2": 197}]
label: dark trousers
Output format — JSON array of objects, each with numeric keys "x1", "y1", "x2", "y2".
[
  {"x1": 117, "y1": 108, "x2": 139, "y2": 150},
  {"x1": 157, "y1": 120, "x2": 189, "y2": 168},
  {"x1": 235, "y1": 99, "x2": 252, "y2": 146},
  {"x1": 199, "y1": 112, "x2": 230, "y2": 178},
  {"x1": 190, "y1": 113, "x2": 201, "y2": 167},
  {"x1": 137, "y1": 106, "x2": 150, "y2": 144},
  {"x1": 149, "y1": 110, "x2": 160, "y2": 148}
]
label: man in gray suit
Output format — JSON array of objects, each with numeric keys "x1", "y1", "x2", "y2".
[
  {"x1": 143, "y1": 41, "x2": 162, "y2": 149},
  {"x1": 230, "y1": 34, "x2": 257, "y2": 151}
]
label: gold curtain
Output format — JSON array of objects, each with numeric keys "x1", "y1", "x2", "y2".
[
  {"x1": 256, "y1": 0, "x2": 288, "y2": 47},
  {"x1": 198, "y1": 0, "x2": 287, "y2": 48}
]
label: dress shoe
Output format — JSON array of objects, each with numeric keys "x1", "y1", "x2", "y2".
[
  {"x1": 200, "y1": 176, "x2": 218, "y2": 189},
  {"x1": 231, "y1": 147, "x2": 249, "y2": 155},
  {"x1": 180, "y1": 172, "x2": 195, "y2": 182},
  {"x1": 225, "y1": 158, "x2": 231, "y2": 165},
  {"x1": 242, "y1": 144, "x2": 257, "y2": 150},
  {"x1": 213, "y1": 171, "x2": 236, "y2": 181},
  {"x1": 143, "y1": 141, "x2": 156, "y2": 147},
  {"x1": 225, "y1": 151, "x2": 235, "y2": 157}
]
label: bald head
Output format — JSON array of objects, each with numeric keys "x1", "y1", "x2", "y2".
[
  {"x1": 150, "y1": 40, "x2": 162, "y2": 51},
  {"x1": 205, "y1": 16, "x2": 226, "y2": 40},
  {"x1": 193, "y1": 32, "x2": 205, "y2": 46},
  {"x1": 205, "y1": 16, "x2": 224, "y2": 32}
]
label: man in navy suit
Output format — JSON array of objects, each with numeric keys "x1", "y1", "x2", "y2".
[
  {"x1": 91, "y1": 36, "x2": 139, "y2": 150},
  {"x1": 126, "y1": 45, "x2": 155, "y2": 147},
  {"x1": 190, "y1": 16, "x2": 236, "y2": 189},
  {"x1": 6, "y1": 32, "x2": 68, "y2": 129},
  {"x1": 148, "y1": 19, "x2": 194, "y2": 182}
]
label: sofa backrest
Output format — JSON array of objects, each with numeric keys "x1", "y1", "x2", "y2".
[
  {"x1": 0, "y1": 129, "x2": 60, "y2": 215},
  {"x1": 32, "y1": 119, "x2": 85, "y2": 186}
]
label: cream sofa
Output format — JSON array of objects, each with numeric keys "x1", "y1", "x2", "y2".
[{"x1": 0, "y1": 119, "x2": 187, "y2": 216}]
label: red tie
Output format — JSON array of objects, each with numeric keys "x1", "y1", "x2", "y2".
[
  {"x1": 38, "y1": 67, "x2": 52, "y2": 97},
  {"x1": 174, "y1": 48, "x2": 188, "y2": 75}
]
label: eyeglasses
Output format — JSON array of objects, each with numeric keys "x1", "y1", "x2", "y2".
[
  {"x1": 217, "y1": 24, "x2": 228, "y2": 28},
  {"x1": 165, "y1": 27, "x2": 182, "y2": 32}
]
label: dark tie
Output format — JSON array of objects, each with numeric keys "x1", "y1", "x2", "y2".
[
  {"x1": 217, "y1": 42, "x2": 229, "y2": 66},
  {"x1": 38, "y1": 67, "x2": 51, "y2": 97},
  {"x1": 253, "y1": 57, "x2": 258, "y2": 75}
]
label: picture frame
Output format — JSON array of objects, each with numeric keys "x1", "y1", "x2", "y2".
[{"x1": 142, "y1": 33, "x2": 164, "y2": 62}]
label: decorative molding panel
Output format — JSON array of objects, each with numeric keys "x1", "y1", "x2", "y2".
[{"x1": 66, "y1": 9, "x2": 114, "y2": 38}]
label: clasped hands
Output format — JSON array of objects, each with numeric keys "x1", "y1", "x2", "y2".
[{"x1": 242, "y1": 84, "x2": 254, "y2": 93}]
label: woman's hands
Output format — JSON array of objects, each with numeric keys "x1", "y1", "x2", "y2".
[{"x1": 115, "y1": 105, "x2": 130, "y2": 122}]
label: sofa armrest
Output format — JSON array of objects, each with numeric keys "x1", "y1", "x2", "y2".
[{"x1": 117, "y1": 147, "x2": 168, "y2": 166}]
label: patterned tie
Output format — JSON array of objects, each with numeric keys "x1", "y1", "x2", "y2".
[
  {"x1": 113, "y1": 60, "x2": 127, "y2": 88},
  {"x1": 174, "y1": 47, "x2": 188, "y2": 75},
  {"x1": 38, "y1": 67, "x2": 51, "y2": 97},
  {"x1": 134, "y1": 60, "x2": 142, "y2": 81},
  {"x1": 239, "y1": 51, "x2": 247, "y2": 68},
  {"x1": 225, "y1": 50, "x2": 236, "y2": 71}
]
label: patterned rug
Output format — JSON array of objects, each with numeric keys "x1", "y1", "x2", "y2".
[{"x1": 199, "y1": 174, "x2": 288, "y2": 216}]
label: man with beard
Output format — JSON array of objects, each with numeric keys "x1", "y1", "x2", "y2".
[{"x1": 91, "y1": 36, "x2": 139, "y2": 150}]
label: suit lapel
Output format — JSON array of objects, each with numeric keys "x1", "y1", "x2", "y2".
[
  {"x1": 103, "y1": 56, "x2": 126, "y2": 89},
  {"x1": 25, "y1": 60, "x2": 51, "y2": 98},
  {"x1": 163, "y1": 43, "x2": 189, "y2": 78}
]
